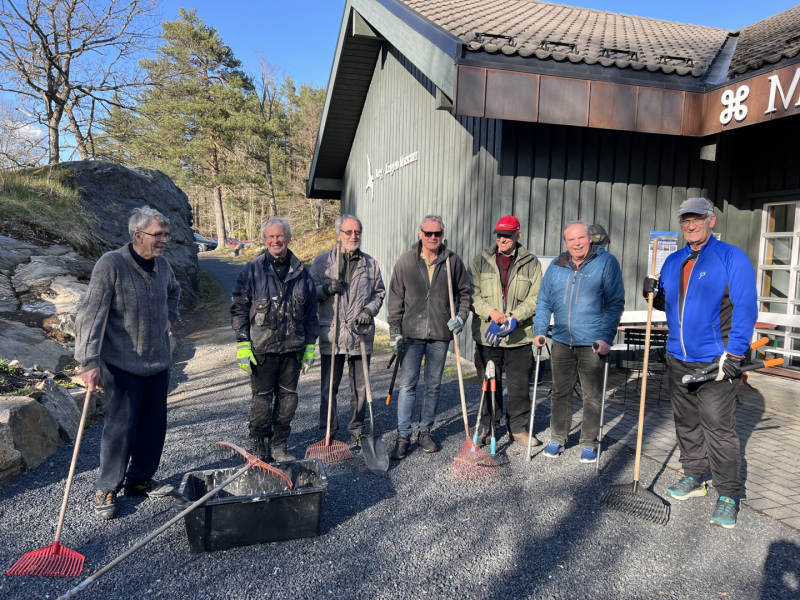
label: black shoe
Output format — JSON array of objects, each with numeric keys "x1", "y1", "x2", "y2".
[
  {"x1": 390, "y1": 436, "x2": 409, "y2": 460},
  {"x1": 350, "y1": 433, "x2": 364, "y2": 448},
  {"x1": 270, "y1": 441, "x2": 297, "y2": 462},
  {"x1": 418, "y1": 431, "x2": 438, "y2": 453},
  {"x1": 477, "y1": 429, "x2": 490, "y2": 447},
  {"x1": 250, "y1": 436, "x2": 268, "y2": 462},
  {"x1": 95, "y1": 489, "x2": 118, "y2": 520},
  {"x1": 123, "y1": 478, "x2": 172, "y2": 498}
]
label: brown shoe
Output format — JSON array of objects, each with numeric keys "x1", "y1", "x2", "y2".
[{"x1": 512, "y1": 431, "x2": 540, "y2": 447}]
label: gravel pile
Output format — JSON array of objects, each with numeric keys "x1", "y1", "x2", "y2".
[{"x1": 2, "y1": 258, "x2": 798, "y2": 600}]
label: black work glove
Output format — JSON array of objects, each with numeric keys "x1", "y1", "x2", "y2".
[
  {"x1": 355, "y1": 309, "x2": 373, "y2": 326},
  {"x1": 642, "y1": 274, "x2": 660, "y2": 297},
  {"x1": 713, "y1": 353, "x2": 743, "y2": 381},
  {"x1": 323, "y1": 279, "x2": 343, "y2": 296}
]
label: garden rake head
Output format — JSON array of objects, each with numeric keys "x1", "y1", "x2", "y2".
[
  {"x1": 453, "y1": 360, "x2": 499, "y2": 480},
  {"x1": 305, "y1": 436, "x2": 353, "y2": 464},
  {"x1": 4, "y1": 541, "x2": 84, "y2": 579},
  {"x1": 217, "y1": 441, "x2": 293, "y2": 489},
  {"x1": 600, "y1": 481, "x2": 670, "y2": 526}
]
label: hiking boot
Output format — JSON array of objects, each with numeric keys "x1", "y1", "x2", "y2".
[
  {"x1": 350, "y1": 433, "x2": 364, "y2": 448},
  {"x1": 710, "y1": 496, "x2": 739, "y2": 529},
  {"x1": 270, "y1": 441, "x2": 297, "y2": 462},
  {"x1": 543, "y1": 441, "x2": 564, "y2": 458},
  {"x1": 123, "y1": 478, "x2": 172, "y2": 498},
  {"x1": 250, "y1": 437, "x2": 268, "y2": 462},
  {"x1": 390, "y1": 436, "x2": 409, "y2": 460},
  {"x1": 579, "y1": 447, "x2": 598, "y2": 463},
  {"x1": 418, "y1": 431, "x2": 438, "y2": 453},
  {"x1": 666, "y1": 476, "x2": 708, "y2": 501},
  {"x1": 477, "y1": 429, "x2": 491, "y2": 447},
  {"x1": 512, "y1": 431, "x2": 539, "y2": 447},
  {"x1": 95, "y1": 489, "x2": 118, "y2": 520}
]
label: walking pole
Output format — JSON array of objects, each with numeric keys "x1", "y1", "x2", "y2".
[
  {"x1": 527, "y1": 342, "x2": 543, "y2": 461},
  {"x1": 594, "y1": 342, "x2": 610, "y2": 474}
]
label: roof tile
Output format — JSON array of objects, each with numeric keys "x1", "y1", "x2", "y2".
[{"x1": 729, "y1": 6, "x2": 800, "y2": 76}]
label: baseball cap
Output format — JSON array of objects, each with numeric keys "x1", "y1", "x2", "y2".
[
  {"x1": 494, "y1": 215, "x2": 520, "y2": 234},
  {"x1": 678, "y1": 197, "x2": 714, "y2": 218}
]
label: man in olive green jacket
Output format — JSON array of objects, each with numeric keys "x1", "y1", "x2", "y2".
[{"x1": 470, "y1": 216, "x2": 542, "y2": 447}]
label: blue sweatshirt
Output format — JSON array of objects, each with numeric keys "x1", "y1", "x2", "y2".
[
  {"x1": 656, "y1": 235, "x2": 757, "y2": 362},
  {"x1": 534, "y1": 245, "x2": 625, "y2": 346}
]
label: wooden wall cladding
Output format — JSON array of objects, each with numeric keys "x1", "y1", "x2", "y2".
[{"x1": 538, "y1": 76, "x2": 589, "y2": 127}]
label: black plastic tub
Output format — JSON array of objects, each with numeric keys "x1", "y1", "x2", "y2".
[{"x1": 177, "y1": 458, "x2": 328, "y2": 553}]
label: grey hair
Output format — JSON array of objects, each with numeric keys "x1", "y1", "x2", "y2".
[
  {"x1": 261, "y1": 216, "x2": 292, "y2": 241},
  {"x1": 128, "y1": 206, "x2": 170, "y2": 239},
  {"x1": 563, "y1": 220, "x2": 590, "y2": 237},
  {"x1": 335, "y1": 214, "x2": 362, "y2": 234},
  {"x1": 419, "y1": 214, "x2": 445, "y2": 231}
]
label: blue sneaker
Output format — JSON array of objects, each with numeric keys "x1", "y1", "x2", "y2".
[
  {"x1": 579, "y1": 447, "x2": 597, "y2": 463},
  {"x1": 710, "y1": 496, "x2": 739, "y2": 529},
  {"x1": 543, "y1": 441, "x2": 563, "y2": 458},
  {"x1": 666, "y1": 476, "x2": 708, "y2": 500}
]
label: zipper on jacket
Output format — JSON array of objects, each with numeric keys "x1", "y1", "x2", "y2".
[
  {"x1": 679, "y1": 251, "x2": 701, "y2": 360},
  {"x1": 417, "y1": 257, "x2": 432, "y2": 337},
  {"x1": 567, "y1": 273, "x2": 576, "y2": 346}
]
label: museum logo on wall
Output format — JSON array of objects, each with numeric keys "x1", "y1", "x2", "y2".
[
  {"x1": 717, "y1": 65, "x2": 800, "y2": 127},
  {"x1": 364, "y1": 151, "x2": 418, "y2": 201}
]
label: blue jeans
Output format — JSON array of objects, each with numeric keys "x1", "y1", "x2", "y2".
[{"x1": 396, "y1": 339, "x2": 449, "y2": 439}]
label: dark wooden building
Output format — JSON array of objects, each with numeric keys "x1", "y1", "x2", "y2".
[{"x1": 308, "y1": 0, "x2": 800, "y2": 371}]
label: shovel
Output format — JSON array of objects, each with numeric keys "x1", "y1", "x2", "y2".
[
  {"x1": 354, "y1": 323, "x2": 389, "y2": 474},
  {"x1": 527, "y1": 344, "x2": 543, "y2": 461}
]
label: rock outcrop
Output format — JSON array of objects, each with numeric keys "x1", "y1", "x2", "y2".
[
  {"x1": 0, "y1": 396, "x2": 61, "y2": 470},
  {"x1": 61, "y1": 161, "x2": 199, "y2": 305},
  {"x1": 0, "y1": 422, "x2": 22, "y2": 483},
  {"x1": 0, "y1": 319, "x2": 73, "y2": 372},
  {"x1": 38, "y1": 378, "x2": 82, "y2": 443}
]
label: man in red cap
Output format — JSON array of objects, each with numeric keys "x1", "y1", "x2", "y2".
[{"x1": 469, "y1": 216, "x2": 542, "y2": 446}]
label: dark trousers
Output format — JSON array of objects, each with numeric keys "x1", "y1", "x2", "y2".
[
  {"x1": 249, "y1": 351, "x2": 302, "y2": 445},
  {"x1": 319, "y1": 353, "x2": 370, "y2": 436},
  {"x1": 666, "y1": 354, "x2": 743, "y2": 498},
  {"x1": 474, "y1": 344, "x2": 533, "y2": 435},
  {"x1": 95, "y1": 363, "x2": 169, "y2": 492},
  {"x1": 550, "y1": 340, "x2": 605, "y2": 449}
]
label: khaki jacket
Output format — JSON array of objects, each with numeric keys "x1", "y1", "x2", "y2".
[{"x1": 470, "y1": 244, "x2": 542, "y2": 347}]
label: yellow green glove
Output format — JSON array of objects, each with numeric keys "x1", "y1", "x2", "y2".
[
  {"x1": 302, "y1": 344, "x2": 316, "y2": 373},
  {"x1": 237, "y1": 341, "x2": 256, "y2": 372}
]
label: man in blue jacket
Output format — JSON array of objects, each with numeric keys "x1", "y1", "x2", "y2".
[
  {"x1": 534, "y1": 221, "x2": 625, "y2": 463},
  {"x1": 643, "y1": 197, "x2": 757, "y2": 528}
]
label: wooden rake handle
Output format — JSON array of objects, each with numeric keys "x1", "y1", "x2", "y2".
[{"x1": 445, "y1": 255, "x2": 470, "y2": 436}]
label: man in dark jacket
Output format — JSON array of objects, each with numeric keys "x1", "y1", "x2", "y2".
[
  {"x1": 387, "y1": 215, "x2": 471, "y2": 459},
  {"x1": 470, "y1": 216, "x2": 542, "y2": 447},
  {"x1": 231, "y1": 217, "x2": 319, "y2": 462},
  {"x1": 534, "y1": 221, "x2": 625, "y2": 463},
  {"x1": 643, "y1": 197, "x2": 757, "y2": 528},
  {"x1": 75, "y1": 206, "x2": 180, "y2": 520},
  {"x1": 310, "y1": 214, "x2": 385, "y2": 446}
]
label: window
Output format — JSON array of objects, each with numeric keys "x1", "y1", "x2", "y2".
[{"x1": 757, "y1": 201, "x2": 800, "y2": 370}]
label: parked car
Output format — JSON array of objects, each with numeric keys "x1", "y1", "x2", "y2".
[{"x1": 194, "y1": 233, "x2": 218, "y2": 252}]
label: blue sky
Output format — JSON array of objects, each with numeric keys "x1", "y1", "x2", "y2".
[{"x1": 159, "y1": 0, "x2": 797, "y2": 89}]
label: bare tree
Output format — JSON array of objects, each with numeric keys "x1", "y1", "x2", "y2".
[
  {"x1": 0, "y1": 0, "x2": 158, "y2": 164},
  {"x1": 0, "y1": 96, "x2": 46, "y2": 168},
  {"x1": 251, "y1": 54, "x2": 284, "y2": 218}
]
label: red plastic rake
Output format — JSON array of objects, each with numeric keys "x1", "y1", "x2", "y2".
[{"x1": 5, "y1": 389, "x2": 94, "y2": 578}]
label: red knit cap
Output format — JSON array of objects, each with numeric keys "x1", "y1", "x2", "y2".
[{"x1": 493, "y1": 215, "x2": 520, "y2": 234}]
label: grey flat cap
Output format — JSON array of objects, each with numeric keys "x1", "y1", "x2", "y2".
[{"x1": 678, "y1": 197, "x2": 714, "y2": 218}]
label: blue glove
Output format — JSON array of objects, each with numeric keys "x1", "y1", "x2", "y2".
[
  {"x1": 485, "y1": 321, "x2": 503, "y2": 346},
  {"x1": 447, "y1": 315, "x2": 464, "y2": 335},
  {"x1": 497, "y1": 317, "x2": 518, "y2": 338}
]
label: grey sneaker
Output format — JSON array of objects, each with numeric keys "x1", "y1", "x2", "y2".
[
  {"x1": 710, "y1": 496, "x2": 739, "y2": 529},
  {"x1": 666, "y1": 476, "x2": 708, "y2": 500},
  {"x1": 95, "y1": 489, "x2": 118, "y2": 520},
  {"x1": 418, "y1": 431, "x2": 438, "y2": 453}
]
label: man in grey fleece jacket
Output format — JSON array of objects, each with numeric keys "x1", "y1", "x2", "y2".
[{"x1": 75, "y1": 207, "x2": 180, "y2": 520}]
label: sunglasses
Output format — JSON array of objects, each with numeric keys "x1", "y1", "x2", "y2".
[
  {"x1": 421, "y1": 229, "x2": 443, "y2": 238},
  {"x1": 341, "y1": 229, "x2": 362, "y2": 237}
]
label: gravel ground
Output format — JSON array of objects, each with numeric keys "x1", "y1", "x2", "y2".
[{"x1": 2, "y1": 256, "x2": 799, "y2": 600}]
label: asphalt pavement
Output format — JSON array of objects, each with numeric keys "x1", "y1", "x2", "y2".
[{"x1": 1, "y1": 255, "x2": 799, "y2": 600}]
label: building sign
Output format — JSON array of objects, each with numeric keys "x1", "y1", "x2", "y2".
[{"x1": 364, "y1": 151, "x2": 418, "y2": 201}]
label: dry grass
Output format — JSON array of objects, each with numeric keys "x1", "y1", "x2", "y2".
[{"x1": 234, "y1": 225, "x2": 338, "y2": 265}]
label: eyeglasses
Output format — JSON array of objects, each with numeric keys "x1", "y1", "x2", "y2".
[
  {"x1": 421, "y1": 229, "x2": 443, "y2": 238},
  {"x1": 265, "y1": 234, "x2": 287, "y2": 241},
  {"x1": 680, "y1": 216, "x2": 709, "y2": 228},
  {"x1": 137, "y1": 231, "x2": 170, "y2": 241},
  {"x1": 341, "y1": 230, "x2": 362, "y2": 237}
]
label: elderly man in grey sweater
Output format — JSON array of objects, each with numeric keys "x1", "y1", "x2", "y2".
[{"x1": 75, "y1": 206, "x2": 180, "y2": 520}]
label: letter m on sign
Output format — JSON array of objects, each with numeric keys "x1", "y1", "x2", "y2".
[{"x1": 765, "y1": 69, "x2": 800, "y2": 114}]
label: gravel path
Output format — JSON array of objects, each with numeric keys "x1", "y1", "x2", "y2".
[{"x1": 2, "y1": 256, "x2": 799, "y2": 600}]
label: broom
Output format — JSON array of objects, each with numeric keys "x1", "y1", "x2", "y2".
[
  {"x1": 306, "y1": 245, "x2": 353, "y2": 464},
  {"x1": 445, "y1": 255, "x2": 499, "y2": 479},
  {"x1": 4, "y1": 388, "x2": 94, "y2": 577},
  {"x1": 600, "y1": 239, "x2": 670, "y2": 526}
]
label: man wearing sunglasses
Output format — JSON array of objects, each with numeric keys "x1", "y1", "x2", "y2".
[
  {"x1": 310, "y1": 214, "x2": 385, "y2": 447},
  {"x1": 387, "y1": 215, "x2": 471, "y2": 459},
  {"x1": 75, "y1": 206, "x2": 180, "y2": 520},
  {"x1": 642, "y1": 197, "x2": 757, "y2": 529},
  {"x1": 469, "y1": 216, "x2": 542, "y2": 448}
]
